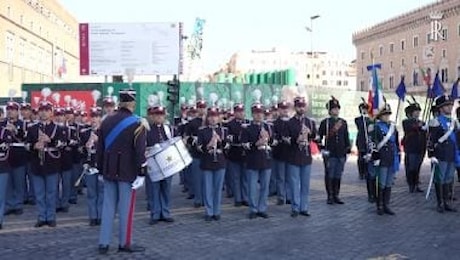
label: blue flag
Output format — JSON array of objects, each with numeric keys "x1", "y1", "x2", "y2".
[
  {"x1": 451, "y1": 79, "x2": 459, "y2": 99},
  {"x1": 429, "y1": 72, "x2": 445, "y2": 98},
  {"x1": 395, "y1": 76, "x2": 406, "y2": 101}
]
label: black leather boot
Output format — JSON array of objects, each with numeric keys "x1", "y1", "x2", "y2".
[
  {"x1": 376, "y1": 186, "x2": 384, "y2": 215},
  {"x1": 368, "y1": 178, "x2": 376, "y2": 203},
  {"x1": 443, "y1": 184, "x2": 457, "y2": 212},
  {"x1": 435, "y1": 183, "x2": 444, "y2": 213},
  {"x1": 333, "y1": 178, "x2": 344, "y2": 204},
  {"x1": 326, "y1": 178, "x2": 333, "y2": 204},
  {"x1": 414, "y1": 170, "x2": 423, "y2": 192},
  {"x1": 383, "y1": 187, "x2": 395, "y2": 215}
]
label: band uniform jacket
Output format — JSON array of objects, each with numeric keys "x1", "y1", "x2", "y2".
[
  {"x1": 67, "y1": 122, "x2": 82, "y2": 164},
  {"x1": 354, "y1": 116, "x2": 372, "y2": 153},
  {"x1": 0, "y1": 119, "x2": 28, "y2": 167},
  {"x1": 225, "y1": 118, "x2": 249, "y2": 162},
  {"x1": 369, "y1": 121, "x2": 400, "y2": 168},
  {"x1": 97, "y1": 107, "x2": 147, "y2": 182},
  {"x1": 286, "y1": 116, "x2": 317, "y2": 166},
  {"x1": 318, "y1": 117, "x2": 351, "y2": 158},
  {"x1": 0, "y1": 125, "x2": 14, "y2": 173},
  {"x1": 80, "y1": 126, "x2": 99, "y2": 168},
  {"x1": 27, "y1": 121, "x2": 66, "y2": 175},
  {"x1": 241, "y1": 121, "x2": 273, "y2": 170},
  {"x1": 59, "y1": 124, "x2": 75, "y2": 172},
  {"x1": 402, "y1": 118, "x2": 426, "y2": 154},
  {"x1": 427, "y1": 115, "x2": 457, "y2": 162},
  {"x1": 197, "y1": 125, "x2": 227, "y2": 171},
  {"x1": 185, "y1": 117, "x2": 204, "y2": 158},
  {"x1": 147, "y1": 123, "x2": 171, "y2": 147},
  {"x1": 272, "y1": 117, "x2": 291, "y2": 161}
]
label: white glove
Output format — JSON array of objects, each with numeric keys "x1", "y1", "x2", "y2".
[
  {"x1": 131, "y1": 176, "x2": 145, "y2": 190},
  {"x1": 321, "y1": 150, "x2": 330, "y2": 157},
  {"x1": 88, "y1": 167, "x2": 99, "y2": 175},
  {"x1": 363, "y1": 154, "x2": 372, "y2": 162},
  {"x1": 430, "y1": 157, "x2": 439, "y2": 165},
  {"x1": 421, "y1": 124, "x2": 428, "y2": 131},
  {"x1": 373, "y1": 160, "x2": 380, "y2": 166},
  {"x1": 98, "y1": 175, "x2": 104, "y2": 182}
]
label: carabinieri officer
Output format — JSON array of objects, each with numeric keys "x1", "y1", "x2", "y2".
[
  {"x1": 197, "y1": 107, "x2": 227, "y2": 221},
  {"x1": 241, "y1": 103, "x2": 274, "y2": 219},
  {"x1": 97, "y1": 88, "x2": 148, "y2": 254}
]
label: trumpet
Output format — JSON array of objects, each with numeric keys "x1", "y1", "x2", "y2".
[
  {"x1": 259, "y1": 125, "x2": 270, "y2": 158},
  {"x1": 86, "y1": 131, "x2": 98, "y2": 163},
  {"x1": 298, "y1": 120, "x2": 311, "y2": 156}
]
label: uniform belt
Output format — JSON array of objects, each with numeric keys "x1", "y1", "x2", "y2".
[
  {"x1": 10, "y1": 143, "x2": 25, "y2": 147},
  {"x1": 257, "y1": 145, "x2": 272, "y2": 150},
  {"x1": 44, "y1": 147, "x2": 59, "y2": 152},
  {"x1": 89, "y1": 149, "x2": 97, "y2": 154}
]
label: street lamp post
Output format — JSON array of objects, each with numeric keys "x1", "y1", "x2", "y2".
[{"x1": 306, "y1": 15, "x2": 320, "y2": 87}]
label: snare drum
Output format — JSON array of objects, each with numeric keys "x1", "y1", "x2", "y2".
[{"x1": 146, "y1": 137, "x2": 192, "y2": 182}]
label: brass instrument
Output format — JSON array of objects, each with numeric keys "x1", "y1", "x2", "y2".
[
  {"x1": 259, "y1": 124, "x2": 270, "y2": 158},
  {"x1": 299, "y1": 117, "x2": 311, "y2": 157}
]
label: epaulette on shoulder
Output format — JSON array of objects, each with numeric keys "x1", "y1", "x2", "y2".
[
  {"x1": 429, "y1": 118, "x2": 440, "y2": 127},
  {"x1": 198, "y1": 125, "x2": 206, "y2": 130},
  {"x1": 138, "y1": 117, "x2": 151, "y2": 132}
]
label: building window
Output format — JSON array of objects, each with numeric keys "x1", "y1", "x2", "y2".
[
  {"x1": 361, "y1": 67, "x2": 364, "y2": 75},
  {"x1": 5, "y1": 31, "x2": 15, "y2": 63},
  {"x1": 322, "y1": 80, "x2": 328, "y2": 86},
  {"x1": 389, "y1": 76, "x2": 395, "y2": 89},
  {"x1": 401, "y1": 58, "x2": 405, "y2": 66},
  {"x1": 344, "y1": 80, "x2": 348, "y2": 86},
  {"x1": 442, "y1": 49, "x2": 447, "y2": 58},
  {"x1": 401, "y1": 40, "x2": 405, "y2": 51},
  {"x1": 441, "y1": 68, "x2": 448, "y2": 83},
  {"x1": 442, "y1": 28, "x2": 448, "y2": 40},
  {"x1": 390, "y1": 61, "x2": 393, "y2": 69},
  {"x1": 361, "y1": 51, "x2": 365, "y2": 60},
  {"x1": 389, "y1": 43, "x2": 394, "y2": 53},
  {"x1": 414, "y1": 56, "x2": 418, "y2": 64},
  {"x1": 337, "y1": 80, "x2": 342, "y2": 86},
  {"x1": 413, "y1": 70, "x2": 419, "y2": 86},
  {"x1": 426, "y1": 33, "x2": 431, "y2": 44},
  {"x1": 413, "y1": 36, "x2": 419, "y2": 47},
  {"x1": 379, "y1": 45, "x2": 383, "y2": 56},
  {"x1": 360, "y1": 80, "x2": 364, "y2": 91},
  {"x1": 322, "y1": 70, "x2": 326, "y2": 76},
  {"x1": 316, "y1": 74, "x2": 320, "y2": 79}
]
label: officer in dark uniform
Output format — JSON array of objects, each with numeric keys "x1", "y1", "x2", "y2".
[
  {"x1": 354, "y1": 101, "x2": 375, "y2": 202},
  {"x1": 197, "y1": 107, "x2": 227, "y2": 221},
  {"x1": 272, "y1": 101, "x2": 292, "y2": 205},
  {"x1": 286, "y1": 97, "x2": 317, "y2": 217},
  {"x1": 318, "y1": 97, "x2": 351, "y2": 205},
  {"x1": 225, "y1": 103, "x2": 249, "y2": 207},
  {"x1": 27, "y1": 100, "x2": 66, "y2": 227},
  {"x1": 20, "y1": 101, "x2": 36, "y2": 205},
  {"x1": 146, "y1": 105, "x2": 175, "y2": 225},
  {"x1": 3, "y1": 100, "x2": 27, "y2": 216},
  {"x1": 369, "y1": 102, "x2": 400, "y2": 215},
  {"x1": 402, "y1": 99, "x2": 426, "y2": 193},
  {"x1": 97, "y1": 88, "x2": 148, "y2": 254},
  {"x1": 427, "y1": 94, "x2": 457, "y2": 213},
  {"x1": 185, "y1": 100, "x2": 207, "y2": 207},
  {"x1": 241, "y1": 103, "x2": 274, "y2": 219},
  {"x1": 80, "y1": 106, "x2": 103, "y2": 226},
  {"x1": 54, "y1": 107, "x2": 72, "y2": 213},
  {"x1": 0, "y1": 121, "x2": 14, "y2": 229}
]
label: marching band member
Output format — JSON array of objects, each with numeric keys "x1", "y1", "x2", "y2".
[
  {"x1": 54, "y1": 107, "x2": 72, "y2": 213},
  {"x1": 241, "y1": 103, "x2": 274, "y2": 219},
  {"x1": 286, "y1": 97, "x2": 316, "y2": 217},
  {"x1": 147, "y1": 105, "x2": 175, "y2": 225},
  {"x1": 402, "y1": 99, "x2": 426, "y2": 193},
  {"x1": 80, "y1": 107, "x2": 103, "y2": 226},
  {"x1": 183, "y1": 105, "x2": 198, "y2": 199},
  {"x1": 197, "y1": 107, "x2": 227, "y2": 221},
  {"x1": 27, "y1": 100, "x2": 66, "y2": 227},
  {"x1": 176, "y1": 104, "x2": 189, "y2": 192},
  {"x1": 20, "y1": 101, "x2": 36, "y2": 206},
  {"x1": 0, "y1": 120, "x2": 14, "y2": 229},
  {"x1": 369, "y1": 102, "x2": 400, "y2": 215},
  {"x1": 272, "y1": 101, "x2": 292, "y2": 205},
  {"x1": 185, "y1": 100, "x2": 207, "y2": 208},
  {"x1": 97, "y1": 89, "x2": 148, "y2": 254},
  {"x1": 354, "y1": 101, "x2": 375, "y2": 202},
  {"x1": 264, "y1": 107, "x2": 277, "y2": 197},
  {"x1": 102, "y1": 96, "x2": 116, "y2": 120},
  {"x1": 318, "y1": 96, "x2": 351, "y2": 205},
  {"x1": 66, "y1": 107, "x2": 82, "y2": 204},
  {"x1": 427, "y1": 95, "x2": 458, "y2": 213},
  {"x1": 3, "y1": 100, "x2": 28, "y2": 216},
  {"x1": 225, "y1": 103, "x2": 249, "y2": 207}
]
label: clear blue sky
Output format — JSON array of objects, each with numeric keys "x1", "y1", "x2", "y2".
[{"x1": 60, "y1": 0, "x2": 435, "y2": 72}]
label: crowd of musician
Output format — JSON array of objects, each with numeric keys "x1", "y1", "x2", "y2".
[{"x1": 0, "y1": 90, "x2": 459, "y2": 231}]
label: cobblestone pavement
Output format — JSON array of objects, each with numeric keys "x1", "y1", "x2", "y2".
[{"x1": 1, "y1": 157, "x2": 459, "y2": 260}]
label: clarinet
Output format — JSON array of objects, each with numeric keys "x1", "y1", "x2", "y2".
[
  {"x1": 212, "y1": 126, "x2": 218, "y2": 162},
  {"x1": 38, "y1": 124, "x2": 46, "y2": 166}
]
